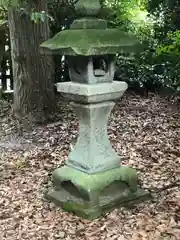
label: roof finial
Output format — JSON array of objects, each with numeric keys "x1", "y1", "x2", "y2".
[{"x1": 75, "y1": 0, "x2": 101, "y2": 17}]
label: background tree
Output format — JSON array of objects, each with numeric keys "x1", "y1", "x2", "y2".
[{"x1": 0, "y1": 0, "x2": 55, "y2": 123}]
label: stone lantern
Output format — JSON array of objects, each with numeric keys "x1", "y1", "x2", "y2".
[{"x1": 41, "y1": 0, "x2": 149, "y2": 219}]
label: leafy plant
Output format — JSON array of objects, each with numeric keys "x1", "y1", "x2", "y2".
[
  {"x1": 156, "y1": 30, "x2": 180, "y2": 55},
  {"x1": 31, "y1": 10, "x2": 54, "y2": 24}
]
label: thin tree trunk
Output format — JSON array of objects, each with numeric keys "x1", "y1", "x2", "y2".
[{"x1": 8, "y1": 0, "x2": 55, "y2": 124}]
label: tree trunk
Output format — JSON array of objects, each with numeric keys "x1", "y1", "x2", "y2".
[{"x1": 8, "y1": 0, "x2": 55, "y2": 124}]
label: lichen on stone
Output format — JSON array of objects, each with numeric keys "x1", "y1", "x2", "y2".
[
  {"x1": 75, "y1": 0, "x2": 101, "y2": 17},
  {"x1": 41, "y1": 29, "x2": 141, "y2": 56},
  {"x1": 52, "y1": 165, "x2": 139, "y2": 193}
]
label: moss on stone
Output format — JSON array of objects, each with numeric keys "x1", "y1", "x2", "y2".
[
  {"x1": 47, "y1": 186, "x2": 151, "y2": 220},
  {"x1": 46, "y1": 166, "x2": 151, "y2": 219},
  {"x1": 52, "y1": 165, "x2": 138, "y2": 193},
  {"x1": 75, "y1": 0, "x2": 101, "y2": 17},
  {"x1": 40, "y1": 29, "x2": 142, "y2": 56},
  {"x1": 70, "y1": 18, "x2": 107, "y2": 29},
  {"x1": 62, "y1": 202, "x2": 101, "y2": 219}
]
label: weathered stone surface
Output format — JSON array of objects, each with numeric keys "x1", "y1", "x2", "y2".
[
  {"x1": 56, "y1": 81, "x2": 128, "y2": 103},
  {"x1": 71, "y1": 18, "x2": 107, "y2": 29},
  {"x1": 67, "y1": 101, "x2": 121, "y2": 173},
  {"x1": 68, "y1": 55, "x2": 116, "y2": 84},
  {"x1": 75, "y1": 0, "x2": 101, "y2": 17},
  {"x1": 47, "y1": 165, "x2": 151, "y2": 220},
  {"x1": 52, "y1": 165, "x2": 139, "y2": 191},
  {"x1": 40, "y1": 29, "x2": 141, "y2": 56}
]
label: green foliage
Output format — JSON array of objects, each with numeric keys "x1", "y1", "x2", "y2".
[
  {"x1": 31, "y1": 10, "x2": 54, "y2": 24},
  {"x1": 0, "y1": 0, "x2": 55, "y2": 23},
  {"x1": 103, "y1": 0, "x2": 148, "y2": 29},
  {"x1": 102, "y1": 0, "x2": 180, "y2": 97},
  {"x1": 156, "y1": 30, "x2": 180, "y2": 55},
  {"x1": 0, "y1": 0, "x2": 20, "y2": 9}
]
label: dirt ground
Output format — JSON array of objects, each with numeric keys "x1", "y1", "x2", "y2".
[{"x1": 0, "y1": 93, "x2": 180, "y2": 240}]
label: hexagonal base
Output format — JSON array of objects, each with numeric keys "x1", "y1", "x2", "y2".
[
  {"x1": 56, "y1": 81, "x2": 128, "y2": 103},
  {"x1": 47, "y1": 166, "x2": 151, "y2": 219}
]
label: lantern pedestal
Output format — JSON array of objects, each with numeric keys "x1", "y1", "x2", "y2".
[
  {"x1": 47, "y1": 166, "x2": 150, "y2": 220},
  {"x1": 47, "y1": 81, "x2": 150, "y2": 219},
  {"x1": 55, "y1": 81, "x2": 128, "y2": 173}
]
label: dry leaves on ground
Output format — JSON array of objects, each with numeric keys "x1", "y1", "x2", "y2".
[{"x1": 0, "y1": 93, "x2": 180, "y2": 240}]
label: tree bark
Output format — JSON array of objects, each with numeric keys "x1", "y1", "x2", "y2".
[{"x1": 8, "y1": 0, "x2": 55, "y2": 124}]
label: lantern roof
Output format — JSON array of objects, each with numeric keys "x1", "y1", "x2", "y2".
[{"x1": 40, "y1": 0, "x2": 142, "y2": 56}]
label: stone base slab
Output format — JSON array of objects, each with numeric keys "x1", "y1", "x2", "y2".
[{"x1": 47, "y1": 166, "x2": 151, "y2": 219}]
